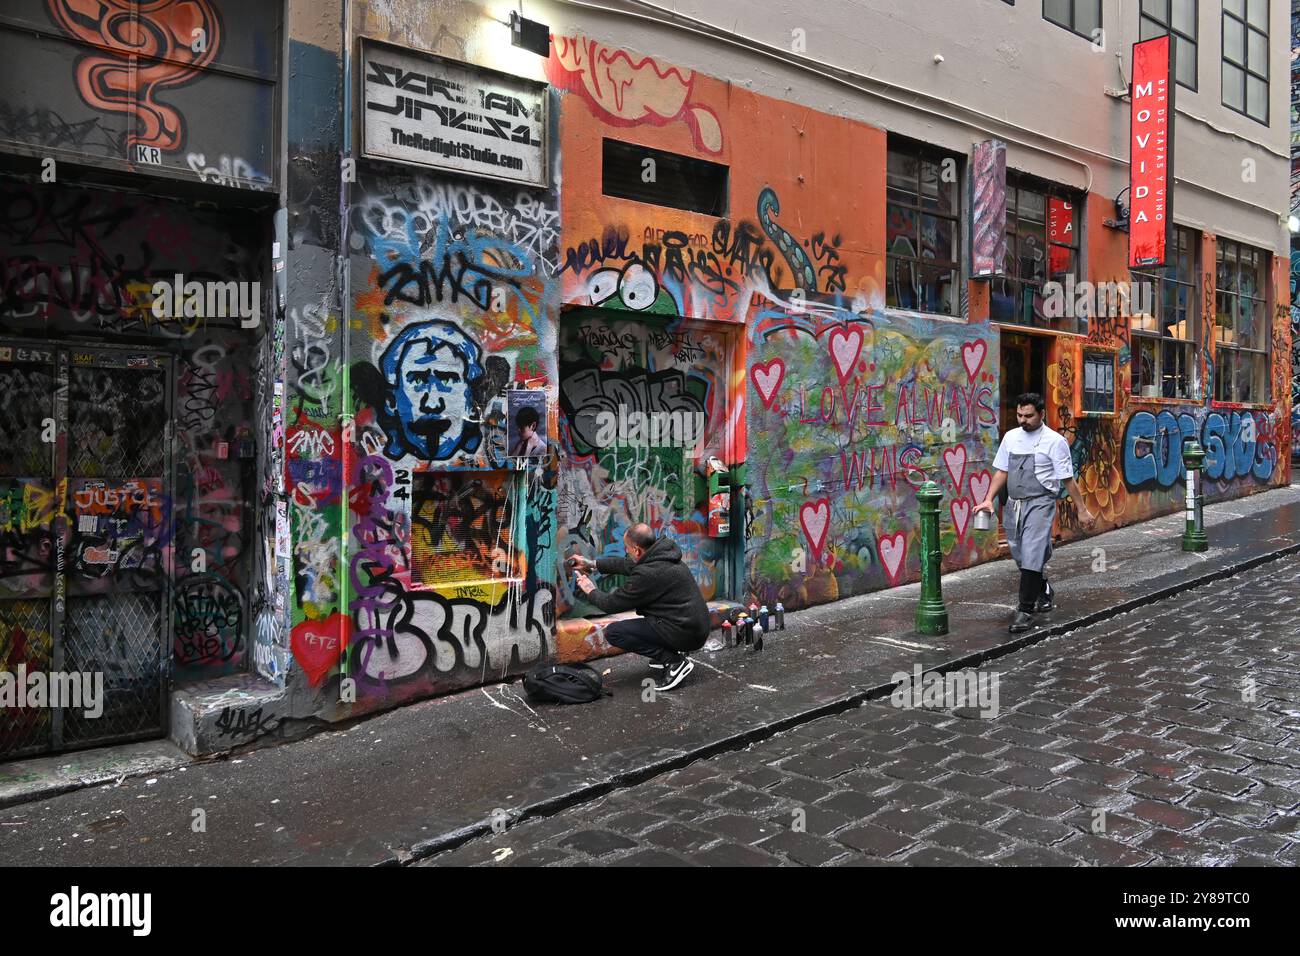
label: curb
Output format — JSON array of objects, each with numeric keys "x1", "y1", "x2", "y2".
[{"x1": 399, "y1": 539, "x2": 1300, "y2": 866}]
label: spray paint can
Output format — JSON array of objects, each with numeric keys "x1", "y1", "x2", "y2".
[
  {"x1": 721, "y1": 620, "x2": 733, "y2": 646},
  {"x1": 759, "y1": 605, "x2": 770, "y2": 630},
  {"x1": 775, "y1": 602, "x2": 785, "y2": 630},
  {"x1": 752, "y1": 621, "x2": 764, "y2": 652}
]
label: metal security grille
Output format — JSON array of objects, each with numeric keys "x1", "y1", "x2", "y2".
[
  {"x1": 411, "y1": 472, "x2": 515, "y2": 586},
  {"x1": 0, "y1": 342, "x2": 172, "y2": 762},
  {"x1": 0, "y1": 598, "x2": 53, "y2": 759},
  {"x1": 67, "y1": 366, "x2": 168, "y2": 479},
  {"x1": 62, "y1": 594, "x2": 164, "y2": 747}
]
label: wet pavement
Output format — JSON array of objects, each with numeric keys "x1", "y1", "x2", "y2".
[
  {"x1": 1, "y1": 485, "x2": 1298, "y2": 865},
  {"x1": 422, "y1": 553, "x2": 1300, "y2": 866}
]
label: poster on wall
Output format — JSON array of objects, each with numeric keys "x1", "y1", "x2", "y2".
[
  {"x1": 1129, "y1": 35, "x2": 1174, "y2": 268},
  {"x1": 359, "y1": 38, "x2": 548, "y2": 187},
  {"x1": 507, "y1": 389, "x2": 549, "y2": 459},
  {"x1": 971, "y1": 139, "x2": 1007, "y2": 277}
]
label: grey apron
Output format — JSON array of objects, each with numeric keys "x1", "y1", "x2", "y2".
[{"x1": 1004, "y1": 435, "x2": 1056, "y2": 574}]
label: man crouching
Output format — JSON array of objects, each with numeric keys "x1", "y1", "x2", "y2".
[{"x1": 568, "y1": 523, "x2": 711, "y2": 691}]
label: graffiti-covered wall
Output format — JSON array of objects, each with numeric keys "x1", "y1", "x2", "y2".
[
  {"x1": 549, "y1": 34, "x2": 1001, "y2": 617},
  {"x1": 328, "y1": 152, "x2": 561, "y2": 709},
  {"x1": 1046, "y1": 204, "x2": 1291, "y2": 542},
  {"x1": 0, "y1": 181, "x2": 266, "y2": 680}
]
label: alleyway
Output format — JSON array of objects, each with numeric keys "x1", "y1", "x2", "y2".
[
  {"x1": 1, "y1": 487, "x2": 1298, "y2": 866},
  {"x1": 423, "y1": 554, "x2": 1300, "y2": 867}
]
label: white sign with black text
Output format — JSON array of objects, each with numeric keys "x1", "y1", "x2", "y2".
[{"x1": 360, "y1": 40, "x2": 547, "y2": 187}]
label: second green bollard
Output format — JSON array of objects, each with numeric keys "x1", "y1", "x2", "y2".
[
  {"x1": 915, "y1": 481, "x2": 949, "y2": 635},
  {"x1": 1182, "y1": 439, "x2": 1208, "y2": 552}
]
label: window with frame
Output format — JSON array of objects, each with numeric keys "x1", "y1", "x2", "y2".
[
  {"x1": 1213, "y1": 238, "x2": 1270, "y2": 404},
  {"x1": 886, "y1": 138, "x2": 962, "y2": 316},
  {"x1": 1140, "y1": 0, "x2": 1199, "y2": 90},
  {"x1": 1043, "y1": 0, "x2": 1102, "y2": 38},
  {"x1": 1222, "y1": 0, "x2": 1269, "y2": 123},
  {"x1": 1131, "y1": 226, "x2": 1200, "y2": 400},
  {"x1": 990, "y1": 178, "x2": 1083, "y2": 334}
]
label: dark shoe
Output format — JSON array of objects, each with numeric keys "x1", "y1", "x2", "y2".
[
  {"x1": 654, "y1": 656, "x2": 694, "y2": 691},
  {"x1": 1035, "y1": 581, "x2": 1054, "y2": 613},
  {"x1": 648, "y1": 661, "x2": 666, "y2": 673},
  {"x1": 1009, "y1": 610, "x2": 1034, "y2": 634}
]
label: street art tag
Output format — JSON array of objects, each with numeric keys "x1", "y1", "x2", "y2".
[{"x1": 942, "y1": 444, "x2": 967, "y2": 490}]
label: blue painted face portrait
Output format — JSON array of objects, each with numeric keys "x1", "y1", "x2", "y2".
[{"x1": 380, "y1": 320, "x2": 485, "y2": 460}]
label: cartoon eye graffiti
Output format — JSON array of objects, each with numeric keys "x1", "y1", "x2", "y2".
[
  {"x1": 584, "y1": 268, "x2": 621, "y2": 305},
  {"x1": 619, "y1": 263, "x2": 658, "y2": 310}
]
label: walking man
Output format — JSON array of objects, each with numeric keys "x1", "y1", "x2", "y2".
[
  {"x1": 568, "y1": 524, "x2": 711, "y2": 691},
  {"x1": 974, "y1": 392, "x2": 1094, "y2": 633}
]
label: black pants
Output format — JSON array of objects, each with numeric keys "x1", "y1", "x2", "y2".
[
  {"x1": 1018, "y1": 569, "x2": 1048, "y2": 613},
  {"x1": 604, "y1": 617, "x2": 686, "y2": 665}
]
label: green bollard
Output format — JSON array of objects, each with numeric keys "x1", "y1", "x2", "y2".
[
  {"x1": 1182, "y1": 439, "x2": 1208, "y2": 552},
  {"x1": 915, "y1": 480, "x2": 949, "y2": 635}
]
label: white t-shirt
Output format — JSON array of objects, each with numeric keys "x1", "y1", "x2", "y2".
[{"x1": 992, "y1": 424, "x2": 1074, "y2": 495}]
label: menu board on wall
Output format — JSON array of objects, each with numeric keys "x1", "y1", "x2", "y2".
[{"x1": 360, "y1": 39, "x2": 548, "y2": 187}]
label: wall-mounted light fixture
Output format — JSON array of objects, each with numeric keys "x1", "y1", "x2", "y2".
[
  {"x1": 1103, "y1": 186, "x2": 1130, "y2": 231},
  {"x1": 510, "y1": 9, "x2": 550, "y2": 57}
]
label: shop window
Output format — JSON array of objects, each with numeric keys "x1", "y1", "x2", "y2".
[
  {"x1": 602, "y1": 139, "x2": 728, "y2": 216},
  {"x1": 1222, "y1": 0, "x2": 1269, "y2": 123},
  {"x1": 411, "y1": 472, "x2": 516, "y2": 587},
  {"x1": 1131, "y1": 226, "x2": 1199, "y2": 399},
  {"x1": 990, "y1": 176, "x2": 1083, "y2": 334},
  {"x1": 1140, "y1": 0, "x2": 1199, "y2": 90},
  {"x1": 1213, "y1": 238, "x2": 1270, "y2": 404},
  {"x1": 1043, "y1": 0, "x2": 1102, "y2": 39},
  {"x1": 886, "y1": 137, "x2": 962, "y2": 316},
  {"x1": 1081, "y1": 349, "x2": 1117, "y2": 414}
]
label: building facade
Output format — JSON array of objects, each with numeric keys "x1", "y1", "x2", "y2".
[{"x1": 0, "y1": 0, "x2": 1291, "y2": 759}]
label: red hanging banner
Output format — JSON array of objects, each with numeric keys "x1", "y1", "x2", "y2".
[{"x1": 1129, "y1": 35, "x2": 1174, "y2": 268}]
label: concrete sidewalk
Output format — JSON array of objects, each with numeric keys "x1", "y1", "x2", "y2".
[{"x1": 2, "y1": 485, "x2": 1299, "y2": 864}]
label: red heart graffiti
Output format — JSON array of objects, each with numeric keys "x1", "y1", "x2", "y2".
[
  {"x1": 943, "y1": 444, "x2": 967, "y2": 490},
  {"x1": 750, "y1": 358, "x2": 786, "y2": 410},
  {"x1": 828, "y1": 327, "x2": 864, "y2": 383},
  {"x1": 291, "y1": 613, "x2": 349, "y2": 687},
  {"x1": 961, "y1": 340, "x2": 987, "y2": 383},
  {"x1": 950, "y1": 497, "x2": 971, "y2": 542},
  {"x1": 878, "y1": 531, "x2": 908, "y2": 586},
  {"x1": 799, "y1": 498, "x2": 831, "y2": 563},
  {"x1": 968, "y1": 470, "x2": 992, "y2": 506}
]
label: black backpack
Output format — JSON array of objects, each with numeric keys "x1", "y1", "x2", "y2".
[{"x1": 522, "y1": 663, "x2": 611, "y2": 704}]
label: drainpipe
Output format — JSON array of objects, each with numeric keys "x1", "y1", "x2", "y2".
[{"x1": 337, "y1": 0, "x2": 353, "y2": 683}]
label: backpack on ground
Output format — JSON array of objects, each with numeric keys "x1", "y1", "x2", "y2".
[{"x1": 522, "y1": 663, "x2": 611, "y2": 704}]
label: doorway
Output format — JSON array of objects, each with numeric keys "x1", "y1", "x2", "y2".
[
  {"x1": 0, "y1": 342, "x2": 174, "y2": 760},
  {"x1": 557, "y1": 310, "x2": 737, "y2": 611},
  {"x1": 999, "y1": 330, "x2": 1050, "y2": 438}
]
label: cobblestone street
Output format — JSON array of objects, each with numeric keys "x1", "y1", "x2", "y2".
[{"x1": 425, "y1": 554, "x2": 1300, "y2": 867}]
